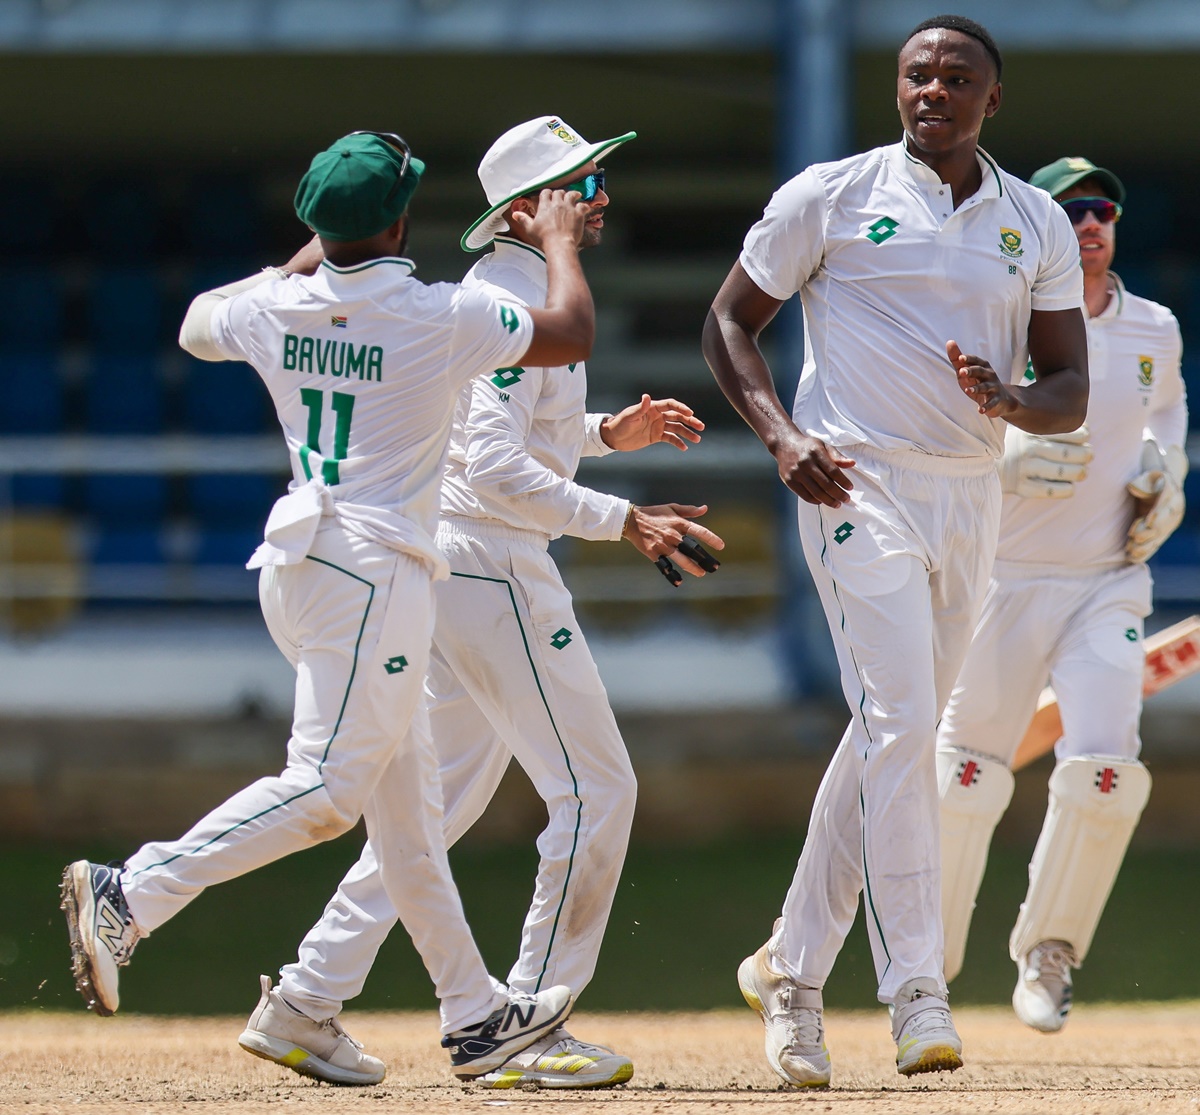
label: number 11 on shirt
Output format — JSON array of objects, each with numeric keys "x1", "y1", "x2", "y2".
[{"x1": 299, "y1": 388, "x2": 355, "y2": 485}]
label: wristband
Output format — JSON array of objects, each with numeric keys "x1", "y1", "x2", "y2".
[{"x1": 622, "y1": 503, "x2": 636, "y2": 537}]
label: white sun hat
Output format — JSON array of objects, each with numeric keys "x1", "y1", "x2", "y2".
[{"x1": 461, "y1": 115, "x2": 636, "y2": 252}]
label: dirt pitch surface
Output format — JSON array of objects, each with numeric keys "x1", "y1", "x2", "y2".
[{"x1": 4, "y1": 1005, "x2": 1200, "y2": 1114}]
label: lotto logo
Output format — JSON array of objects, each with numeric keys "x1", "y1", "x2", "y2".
[
  {"x1": 833, "y1": 522, "x2": 854, "y2": 545},
  {"x1": 550, "y1": 628, "x2": 573, "y2": 650},
  {"x1": 384, "y1": 655, "x2": 409, "y2": 675},
  {"x1": 1094, "y1": 767, "x2": 1118, "y2": 793},
  {"x1": 491, "y1": 367, "x2": 525, "y2": 389},
  {"x1": 865, "y1": 217, "x2": 898, "y2": 245}
]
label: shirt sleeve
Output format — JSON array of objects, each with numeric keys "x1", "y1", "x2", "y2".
[
  {"x1": 1146, "y1": 312, "x2": 1189, "y2": 450},
  {"x1": 461, "y1": 373, "x2": 628, "y2": 541},
  {"x1": 582, "y1": 412, "x2": 617, "y2": 457},
  {"x1": 738, "y1": 168, "x2": 828, "y2": 302},
  {"x1": 209, "y1": 292, "x2": 256, "y2": 363},
  {"x1": 1030, "y1": 203, "x2": 1085, "y2": 312},
  {"x1": 446, "y1": 286, "x2": 535, "y2": 391}
]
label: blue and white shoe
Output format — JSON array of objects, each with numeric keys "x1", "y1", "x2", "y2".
[
  {"x1": 442, "y1": 986, "x2": 574, "y2": 1079},
  {"x1": 1013, "y1": 940, "x2": 1076, "y2": 1033},
  {"x1": 60, "y1": 861, "x2": 141, "y2": 1015}
]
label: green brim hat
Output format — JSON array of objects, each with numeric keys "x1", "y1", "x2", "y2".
[
  {"x1": 295, "y1": 133, "x2": 425, "y2": 243},
  {"x1": 462, "y1": 116, "x2": 635, "y2": 252},
  {"x1": 1029, "y1": 156, "x2": 1126, "y2": 204}
]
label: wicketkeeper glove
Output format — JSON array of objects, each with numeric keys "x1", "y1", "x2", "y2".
[
  {"x1": 1126, "y1": 438, "x2": 1189, "y2": 563},
  {"x1": 999, "y1": 424, "x2": 1093, "y2": 499}
]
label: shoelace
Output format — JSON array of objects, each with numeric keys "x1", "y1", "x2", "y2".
[
  {"x1": 776, "y1": 986, "x2": 823, "y2": 1050},
  {"x1": 1029, "y1": 942, "x2": 1076, "y2": 982},
  {"x1": 323, "y1": 1016, "x2": 364, "y2": 1051},
  {"x1": 902, "y1": 1000, "x2": 955, "y2": 1040}
]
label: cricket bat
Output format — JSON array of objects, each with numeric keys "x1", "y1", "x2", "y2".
[{"x1": 1013, "y1": 614, "x2": 1200, "y2": 771}]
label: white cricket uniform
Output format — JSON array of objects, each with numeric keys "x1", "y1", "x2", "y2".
[
  {"x1": 122, "y1": 256, "x2": 535, "y2": 1033},
  {"x1": 938, "y1": 275, "x2": 1187, "y2": 763},
  {"x1": 276, "y1": 236, "x2": 637, "y2": 1021},
  {"x1": 739, "y1": 140, "x2": 1083, "y2": 1002}
]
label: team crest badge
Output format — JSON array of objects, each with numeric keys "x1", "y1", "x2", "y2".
[
  {"x1": 999, "y1": 227, "x2": 1024, "y2": 259},
  {"x1": 546, "y1": 118, "x2": 581, "y2": 146},
  {"x1": 1138, "y1": 356, "x2": 1154, "y2": 386}
]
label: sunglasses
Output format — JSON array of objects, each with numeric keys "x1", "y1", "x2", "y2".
[
  {"x1": 348, "y1": 130, "x2": 413, "y2": 198},
  {"x1": 1058, "y1": 196, "x2": 1122, "y2": 225},
  {"x1": 525, "y1": 169, "x2": 606, "y2": 202}
]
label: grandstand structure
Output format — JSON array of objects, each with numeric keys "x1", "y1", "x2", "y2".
[{"x1": 1, "y1": 0, "x2": 1197, "y2": 711}]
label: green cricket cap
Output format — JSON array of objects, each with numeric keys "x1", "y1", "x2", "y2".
[
  {"x1": 294, "y1": 133, "x2": 425, "y2": 242},
  {"x1": 1029, "y1": 156, "x2": 1126, "y2": 205}
]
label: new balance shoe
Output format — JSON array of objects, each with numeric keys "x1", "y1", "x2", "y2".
[
  {"x1": 1012, "y1": 939, "x2": 1076, "y2": 1033},
  {"x1": 60, "y1": 860, "x2": 141, "y2": 1015},
  {"x1": 892, "y1": 977, "x2": 963, "y2": 1076},
  {"x1": 475, "y1": 1027, "x2": 633, "y2": 1089},
  {"x1": 238, "y1": 975, "x2": 385, "y2": 1086},
  {"x1": 443, "y1": 985, "x2": 574, "y2": 1079},
  {"x1": 737, "y1": 940, "x2": 831, "y2": 1088}
]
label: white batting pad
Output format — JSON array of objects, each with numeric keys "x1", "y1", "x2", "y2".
[
  {"x1": 937, "y1": 748, "x2": 1016, "y2": 983},
  {"x1": 1010, "y1": 756, "x2": 1151, "y2": 965}
]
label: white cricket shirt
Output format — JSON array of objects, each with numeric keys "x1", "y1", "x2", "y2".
[
  {"x1": 997, "y1": 273, "x2": 1187, "y2": 569},
  {"x1": 740, "y1": 139, "x2": 1084, "y2": 458},
  {"x1": 209, "y1": 256, "x2": 534, "y2": 567},
  {"x1": 439, "y1": 236, "x2": 628, "y2": 541}
]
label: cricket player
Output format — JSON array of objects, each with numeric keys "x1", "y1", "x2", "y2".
[
  {"x1": 937, "y1": 157, "x2": 1187, "y2": 1032},
  {"x1": 237, "y1": 116, "x2": 724, "y2": 1089},
  {"x1": 60, "y1": 130, "x2": 600, "y2": 1078},
  {"x1": 702, "y1": 16, "x2": 1090, "y2": 1086}
]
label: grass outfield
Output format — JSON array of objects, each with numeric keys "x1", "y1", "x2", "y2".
[{"x1": 1, "y1": 836, "x2": 1195, "y2": 1014}]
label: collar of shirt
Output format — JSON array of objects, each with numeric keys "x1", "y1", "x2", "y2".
[
  {"x1": 890, "y1": 136, "x2": 1003, "y2": 213},
  {"x1": 319, "y1": 256, "x2": 417, "y2": 286},
  {"x1": 1090, "y1": 270, "x2": 1126, "y2": 321},
  {"x1": 491, "y1": 234, "x2": 549, "y2": 288}
]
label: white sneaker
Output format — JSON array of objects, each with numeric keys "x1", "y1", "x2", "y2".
[
  {"x1": 892, "y1": 977, "x2": 963, "y2": 1076},
  {"x1": 1013, "y1": 940, "x2": 1076, "y2": 1033},
  {"x1": 443, "y1": 985, "x2": 574, "y2": 1079},
  {"x1": 238, "y1": 975, "x2": 386, "y2": 1086},
  {"x1": 737, "y1": 942, "x2": 831, "y2": 1088},
  {"x1": 474, "y1": 1026, "x2": 633, "y2": 1089},
  {"x1": 60, "y1": 861, "x2": 142, "y2": 1016}
]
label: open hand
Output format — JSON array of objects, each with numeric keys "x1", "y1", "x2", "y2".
[
  {"x1": 510, "y1": 189, "x2": 591, "y2": 250},
  {"x1": 601, "y1": 394, "x2": 704, "y2": 452}
]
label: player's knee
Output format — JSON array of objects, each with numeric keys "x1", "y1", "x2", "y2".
[{"x1": 305, "y1": 790, "x2": 361, "y2": 842}]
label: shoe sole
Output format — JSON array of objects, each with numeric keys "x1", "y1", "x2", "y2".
[
  {"x1": 1012, "y1": 990, "x2": 1070, "y2": 1033},
  {"x1": 897, "y1": 1044, "x2": 963, "y2": 1076},
  {"x1": 737, "y1": 954, "x2": 831, "y2": 1089},
  {"x1": 451, "y1": 997, "x2": 574, "y2": 1080},
  {"x1": 59, "y1": 863, "x2": 115, "y2": 1017},
  {"x1": 238, "y1": 1029, "x2": 385, "y2": 1086},
  {"x1": 481, "y1": 1061, "x2": 634, "y2": 1090}
]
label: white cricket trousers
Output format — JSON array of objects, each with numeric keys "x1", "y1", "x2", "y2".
[
  {"x1": 278, "y1": 517, "x2": 637, "y2": 1020},
  {"x1": 938, "y1": 561, "x2": 1151, "y2": 763},
  {"x1": 773, "y1": 444, "x2": 1001, "y2": 1004},
  {"x1": 120, "y1": 521, "x2": 503, "y2": 1032}
]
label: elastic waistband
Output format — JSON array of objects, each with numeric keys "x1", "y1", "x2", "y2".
[
  {"x1": 437, "y1": 515, "x2": 550, "y2": 550},
  {"x1": 845, "y1": 441, "x2": 998, "y2": 478},
  {"x1": 993, "y1": 557, "x2": 1130, "y2": 581}
]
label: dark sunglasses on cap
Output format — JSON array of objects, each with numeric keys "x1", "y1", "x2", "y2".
[
  {"x1": 1058, "y1": 196, "x2": 1122, "y2": 225},
  {"x1": 348, "y1": 130, "x2": 413, "y2": 197},
  {"x1": 525, "y1": 169, "x2": 606, "y2": 202}
]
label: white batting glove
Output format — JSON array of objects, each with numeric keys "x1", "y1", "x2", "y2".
[
  {"x1": 999, "y1": 424, "x2": 1093, "y2": 499},
  {"x1": 1126, "y1": 439, "x2": 1188, "y2": 562}
]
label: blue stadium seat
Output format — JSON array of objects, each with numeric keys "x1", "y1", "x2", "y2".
[
  {"x1": 187, "y1": 472, "x2": 276, "y2": 529},
  {"x1": 0, "y1": 349, "x2": 64, "y2": 433},
  {"x1": 10, "y1": 475, "x2": 66, "y2": 508},
  {"x1": 85, "y1": 352, "x2": 164, "y2": 433},
  {"x1": 0, "y1": 268, "x2": 63, "y2": 346},
  {"x1": 88, "y1": 268, "x2": 162, "y2": 352},
  {"x1": 182, "y1": 356, "x2": 270, "y2": 433},
  {"x1": 90, "y1": 526, "x2": 166, "y2": 565},
  {"x1": 83, "y1": 474, "x2": 168, "y2": 525},
  {"x1": 193, "y1": 527, "x2": 263, "y2": 566}
]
